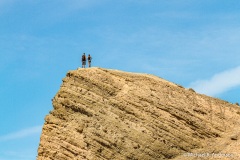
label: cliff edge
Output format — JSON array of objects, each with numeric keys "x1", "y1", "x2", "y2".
[{"x1": 37, "y1": 67, "x2": 240, "y2": 160}]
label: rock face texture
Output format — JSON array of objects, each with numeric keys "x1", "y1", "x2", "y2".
[{"x1": 37, "y1": 68, "x2": 240, "y2": 160}]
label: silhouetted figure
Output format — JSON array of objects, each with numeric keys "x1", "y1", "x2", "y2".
[
  {"x1": 88, "y1": 54, "x2": 92, "y2": 67},
  {"x1": 82, "y1": 53, "x2": 86, "y2": 68}
]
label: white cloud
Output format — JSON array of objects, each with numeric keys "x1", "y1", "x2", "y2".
[
  {"x1": 189, "y1": 66, "x2": 240, "y2": 96},
  {"x1": 0, "y1": 126, "x2": 42, "y2": 142}
]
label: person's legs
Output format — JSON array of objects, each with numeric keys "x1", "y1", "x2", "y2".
[
  {"x1": 88, "y1": 61, "x2": 91, "y2": 67},
  {"x1": 82, "y1": 61, "x2": 84, "y2": 68}
]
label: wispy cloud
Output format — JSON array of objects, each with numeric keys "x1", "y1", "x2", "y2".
[
  {"x1": 0, "y1": 126, "x2": 42, "y2": 142},
  {"x1": 189, "y1": 66, "x2": 240, "y2": 96}
]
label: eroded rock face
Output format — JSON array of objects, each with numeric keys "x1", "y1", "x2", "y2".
[{"x1": 37, "y1": 68, "x2": 240, "y2": 160}]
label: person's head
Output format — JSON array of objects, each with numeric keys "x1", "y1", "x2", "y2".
[
  {"x1": 83, "y1": 53, "x2": 85, "y2": 55},
  {"x1": 88, "y1": 54, "x2": 90, "y2": 56}
]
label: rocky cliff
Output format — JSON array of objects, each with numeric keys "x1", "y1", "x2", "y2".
[{"x1": 37, "y1": 68, "x2": 240, "y2": 160}]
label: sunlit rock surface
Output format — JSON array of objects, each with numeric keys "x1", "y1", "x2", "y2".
[{"x1": 37, "y1": 67, "x2": 240, "y2": 160}]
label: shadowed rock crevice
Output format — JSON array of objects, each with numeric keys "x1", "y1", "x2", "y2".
[{"x1": 37, "y1": 67, "x2": 240, "y2": 160}]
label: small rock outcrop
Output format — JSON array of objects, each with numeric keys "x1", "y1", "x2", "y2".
[{"x1": 37, "y1": 68, "x2": 240, "y2": 160}]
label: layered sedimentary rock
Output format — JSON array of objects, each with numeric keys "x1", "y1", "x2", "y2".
[{"x1": 37, "y1": 68, "x2": 240, "y2": 160}]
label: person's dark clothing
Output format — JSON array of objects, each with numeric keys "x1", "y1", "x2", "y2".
[
  {"x1": 82, "y1": 54, "x2": 86, "y2": 68},
  {"x1": 88, "y1": 55, "x2": 92, "y2": 67},
  {"x1": 82, "y1": 55, "x2": 86, "y2": 61}
]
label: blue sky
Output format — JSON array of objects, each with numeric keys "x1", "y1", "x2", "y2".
[{"x1": 0, "y1": 0, "x2": 240, "y2": 159}]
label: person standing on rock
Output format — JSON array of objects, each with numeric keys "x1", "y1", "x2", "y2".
[
  {"x1": 82, "y1": 53, "x2": 86, "y2": 68},
  {"x1": 88, "y1": 54, "x2": 92, "y2": 67}
]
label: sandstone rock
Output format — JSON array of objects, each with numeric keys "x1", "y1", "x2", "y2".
[
  {"x1": 230, "y1": 134, "x2": 239, "y2": 141},
  {"x1": 37, "y1": 67, "x2": 240, "y2": 160}
]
